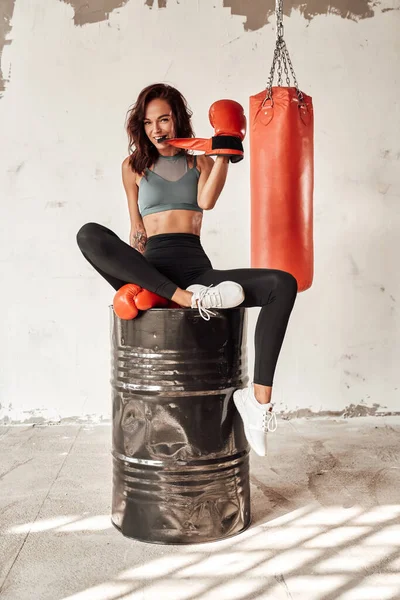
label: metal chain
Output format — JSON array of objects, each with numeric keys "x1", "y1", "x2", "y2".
[
  {"x1": 282, "y1": 49, "x2": 291, "y2": 87},
  {"x1": 264, "y1": 0, "x2": 303, "y2": 104}
]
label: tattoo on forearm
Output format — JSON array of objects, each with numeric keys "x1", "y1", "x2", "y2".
[{"x1": 131, "y1": 230, "x2": 147, "y2": 253}]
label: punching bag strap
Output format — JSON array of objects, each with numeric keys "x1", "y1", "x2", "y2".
[{"x1": 263, "y1": 0, "x2": 304, "y2": 108}]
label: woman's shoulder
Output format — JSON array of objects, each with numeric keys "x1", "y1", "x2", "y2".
[
  {"x1": 122, "y1": 155, "x2": 144, "y2": 186},
  {"x1": 122, "y1": 155, "x2": 135, "y2": 172}
]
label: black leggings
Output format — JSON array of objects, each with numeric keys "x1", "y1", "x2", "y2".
[{"x1": 77, "y1": 222, "x2": 297, "y2": 386}]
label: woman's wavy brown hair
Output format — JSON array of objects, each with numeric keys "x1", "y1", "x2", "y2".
[{"x1": 126, "y1": 83, "x2": 195, "y2": 174}]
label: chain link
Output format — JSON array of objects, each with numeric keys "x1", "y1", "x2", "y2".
[{"x1": 264, "y1": 0, "x2": 304, "y2": 105}]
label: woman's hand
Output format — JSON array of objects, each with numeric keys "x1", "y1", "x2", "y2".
[{"x1": 130, "y1": 224, "x2": 147, "y2": 254}]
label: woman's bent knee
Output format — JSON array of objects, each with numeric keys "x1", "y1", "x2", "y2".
[
  {"x1": 76, "y1": 222, "x2": 102, "y2": 250},
  {"x1": 274, "y1": 270, "x2": 298, "y2": 302},
  {"x1": 282, "y1": 270, "x2": 298, "y2": 294}
]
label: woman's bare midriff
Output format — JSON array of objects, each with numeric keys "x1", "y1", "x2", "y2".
[
  {"x1": 136, "y1": 155, "x2": 203, "y2": 238},
  {"x1": 143, "y1": 209, "x2": 203, "y2": 237}
]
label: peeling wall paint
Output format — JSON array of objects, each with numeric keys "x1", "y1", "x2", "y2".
[
  {"x1": 0, "y1": 401, "x2": 395, "y2": 425},
  {"x1": 223, "y1": 0, "x2": 400, "y2": 31},
  {"x1": 54, "y1": 0, "x2": 399, "y2": 29},
  {"x1": 145, "y1": 0, "x2": 167, "y2": 8},
  {"x1": 61, "y1": 0, "x2": 129, "y2": 26},
  {"x1": 0, "y1": 0, "x2": 16, "y2": 97},
  {"x1": 1, "y1": 0, "x2": 396, "y2": 98}
]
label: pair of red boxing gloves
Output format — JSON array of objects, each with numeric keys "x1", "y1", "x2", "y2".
[
  {"x1": 166, "y1": 98, "x2": 247, "y2": 162},
  {"x1": 113, "y1": 284, "x2": 180, "y2": 320}
]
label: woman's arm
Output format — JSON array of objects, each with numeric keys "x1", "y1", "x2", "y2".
[
  {"x1": 197, "y1": 155, "x2": 229, "y2": 210},
  {"x1": 122, "y1": 157, "x2": 147, "y2": 253}
]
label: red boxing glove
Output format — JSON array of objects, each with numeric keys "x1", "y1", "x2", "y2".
[
  {"x1": 134, "y1": 289, "x2": 169, "y2": 310},
  {"x1": 113, "y1": 284, "x2": 169, "y2": 320},
  {"x1": 113, "y1": 283, "x2": 141, "y2": 320},
  {"x1": 209, "y1": 100, "x2": 246, "y2": 140},
  {"x1": 167, "y1": 99, "x2": 246, "y2": 163}
]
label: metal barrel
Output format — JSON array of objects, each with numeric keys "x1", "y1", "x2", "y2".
[{"x1": 110, "y1": 307, "x2": 250, "y2": 544}]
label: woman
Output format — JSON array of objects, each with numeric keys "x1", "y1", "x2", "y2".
[{"x1": 76, "y1": 83, "x2": 298, "y2": 456}]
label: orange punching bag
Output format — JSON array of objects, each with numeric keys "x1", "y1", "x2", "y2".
[{"x1": 250, "y1": 1, "x2": 314, "y2": 292}]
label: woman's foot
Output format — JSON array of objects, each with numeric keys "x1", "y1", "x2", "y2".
[
  {"x1": 254, "y1": 383, "x2": 273, "y2": 405},
  {"x1": 186, "y1": 282, "x2": 245, "y2": 320},
  {"x1": 171, "y1": 288, "x2": 193, "y2": 307},
  {"x1": 233, "y1": 385, "x2": 277, "y2": 456}
]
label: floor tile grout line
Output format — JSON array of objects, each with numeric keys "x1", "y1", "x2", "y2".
[{"x1": 0, "y1": 426, "x2": 82, "y2": 594}]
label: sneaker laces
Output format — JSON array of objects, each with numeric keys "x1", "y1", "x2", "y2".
[
  {"x1": 192, "y1": 285, "x2": 220, "y2": 321},
  {"x1": 262, "y1": 404, "x2": 278, "y2": 432}
]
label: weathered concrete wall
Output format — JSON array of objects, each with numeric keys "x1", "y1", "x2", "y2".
[{"x1": 0, "y1": 0, "x2": 399, "y2": 422}]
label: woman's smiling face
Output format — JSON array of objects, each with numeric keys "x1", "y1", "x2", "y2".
[{"x1": 143, "y1": 98, "x2": 176, "y2": 150}]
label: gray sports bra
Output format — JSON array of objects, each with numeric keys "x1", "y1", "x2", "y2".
[{"x1": 138, "y1": 154, "x2": 202, "y2": 218}]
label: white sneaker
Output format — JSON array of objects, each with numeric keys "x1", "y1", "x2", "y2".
[
  {"x1": 233, "y1": 385, "x2": 277, "y2": 456},
  {"x1": 187, "y1": 281, "x2": 245, "y2": 321}
]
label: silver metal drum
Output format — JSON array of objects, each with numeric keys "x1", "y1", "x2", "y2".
[{"x1": 110, "y1": 307, "x2": 250, "y2": 544}]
